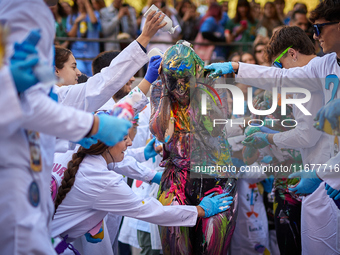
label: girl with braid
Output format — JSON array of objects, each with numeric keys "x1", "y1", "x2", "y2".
[{"x1": 51, "y1": 130, "x2": 233, "y2": 249}]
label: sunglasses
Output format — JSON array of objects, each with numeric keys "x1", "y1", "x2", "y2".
[
  {"x1": 313, "y1": 22, "x2": 338, "y2": 37},
  {"x1": 273, "y1": 46, "x2": 292, "y2": 68}
]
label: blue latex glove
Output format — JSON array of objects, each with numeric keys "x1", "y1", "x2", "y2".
[
  {"x1": 144, "y1": 138, "x2": 158, "y2": 160},
  {"x1": 10, "y1": 29, "x2": 40, "y2": 65},
  {"x1": 10, "y1": 57, "x2": 39, "y2": 93},
  {"x1": 10, "y1": 30, "x2": 41, "y2": 92},
  {"x1": 199, "y1": 193, "x2": 233, "y2": 218},
  {"x1": 84, "y1": 228, "x2": 103, "y2": 243},
  {"x1": 145, "y1": 55, "x2": 162, "y2": 83},
  {"x1": 242, "y1": 132, "x2": 270, "y2": 149},
  {"x1": 244, "y1": 126, "x2": 261, "y2": 137},
  {"x1": 288, "y1": 170, "x2": 322, "y2": 195},
  {"x1": 325, "y1": 183, "x2": 340, "y2": 200},
  {"x1": 92, "y1": 114, "x2": 132, "y2": 147},
  {"x1": 261, "y1": 155, "x2": 273, "y2": 164},
  {"x1": 261, "y1": 175, "x2": 274, "y2": 193},
  {"x1": 77, "y1": 137, "x2": 98, "y2": 149},
  {"x1": 151, "y1": 171, "x2": 162, "y2": 184},
  {"x1": 315, "y1": 99, "x2": 340, "y2": 130},
  {"x1": 11, "y1": 43, "x2": 38, "y2": 65},
  {"x1": 245, "y1": 123, "x2": 280, "y2": 136},
  {"x1": 204, "y1": 62, "x2": 234, "y2": 79}
]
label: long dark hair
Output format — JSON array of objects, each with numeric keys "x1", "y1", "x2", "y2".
[
  {"x1": 234, "y1": 0, "x2": 255, "y2": 24},
  {"x1": 54, "y1": 142, "x2": 109, "y2": 213},
  {"x1": 259, "y1": 2, "x2": 283, "y2": 37}
]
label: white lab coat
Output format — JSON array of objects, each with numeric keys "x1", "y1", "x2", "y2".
[
  {"x1": 0, "y1": 1, "x2": 98, "y2": 254},
  {"x1": 236, "y1": 56, "x2": 340, "y2": 254},
  {"x1": 51, "y1": 153, "x2": 197, "y2": 242},
  {"x1": 0, "y1": 1, "x2": 150, "y2": 254},
  {"x1": 0, "y1": 66, "x2": 24, "y2": 136},
  {"x1": 54, "y1": 42, "x2": 149, "y2": 152},
  {"x1": 119, "y1": 103, "x2": 164, "y2": 250}
]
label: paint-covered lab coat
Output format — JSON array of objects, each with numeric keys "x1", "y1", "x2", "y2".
[
  {"x1": 236, "y1": 55, "x2": 340, "y2": 254},
  {"x1": 51, "y1": 153, "x2": 198, "y2": 242}
]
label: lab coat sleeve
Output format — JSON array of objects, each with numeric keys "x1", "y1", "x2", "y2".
[
  {"x1": 93, "y1": 177, "x2": 198, "y2": 227},
  {"x1": 126, "y1": 147, "x2": 146, "y2": 163},
  {"x1": 55, "y1": 40, "x2": 149, "y2": 112},
  {"x1": 20, "y1": 87, "x2": 93, "y2": 141},
  {"x1": 0, "y1": 66, "x2": 24, "y2": 136},
  {"x1": 273, "y1": 118, "x2": 322, "y2": 149},
  {"x1": 112, "y1": 155, "x2": 156, "y2": 182},
  {"x1": 318, "y1": 153, "x2": 340, "y2": 190},
  {"x1": 236, "y1": 60, "x2": 323, "y2": 93}
]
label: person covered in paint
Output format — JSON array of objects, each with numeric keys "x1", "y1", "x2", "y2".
[{"x1": 149, "y1": 40, "x2": 238, "y2": 255}]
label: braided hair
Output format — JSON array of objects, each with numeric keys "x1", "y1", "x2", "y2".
[{"x1": 54, "y1": 142, "x2": 108, "y2": 214}]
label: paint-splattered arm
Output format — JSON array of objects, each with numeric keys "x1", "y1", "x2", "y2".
[{"x1": 149, "y1": 80, "x2": 171, "y2": 143}]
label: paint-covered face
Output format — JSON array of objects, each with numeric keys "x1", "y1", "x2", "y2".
[
  {"x1": 161, "y1": 41, "x2": 204, "y2": 105},
  {"x1": 162, "y1": 69, "x2": 195, "y2": 105}
]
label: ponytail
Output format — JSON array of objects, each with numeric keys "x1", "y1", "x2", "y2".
[
  {"x1": 54, "y1": 142, "x2": 109, "y2": 214},
  {"x1": 54, "y1": 147, "x2": 86, "y2": 213}
]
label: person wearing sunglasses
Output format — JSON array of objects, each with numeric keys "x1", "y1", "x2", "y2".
[{"x1": 204, "y1": 0, "x2": 340, "y2": 252}]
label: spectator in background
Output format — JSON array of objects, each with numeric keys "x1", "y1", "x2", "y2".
[
  {"x1": 50, "y1": 2, "x2": 70, "y2": 48},
  {"x1": 100, "y1": 0, "x2": 137, "y2": 51},
  {"x1": 92, "y1": 0, "x2": 106, "y2": 12},
  {"x1": 199, "y1": 3, "x2": 227, "y2": 59},
  {"x1": 67, "y1": 0, "x2": 101, "y2": 76},
  {"x1": 293, "y1": 2, "x2": 307, "y2": 12},
  {"x1": 177, "y1": 0, "x2": 200, "y2": 41},
  {"x1": 240, "y1": 51, "x2": 256, "y2": 64},
  {"x1": 250, "y1": 1, "x2": 262, "y2": 21},
  {"x1": 289, "y1": 9, "x2": 309, "y2": 32},
  {"x1": 253, "y1": 41, "x2": 267, "y2": 65},
  {"x1": 141, "y1": 0, "x2": 181, "y2": 54},
  {"x1": 60, "y1": 0, "x2": 73, "y2": 16},
  {"x1": 196, "y1": 0, "x2": 217, "y2": 17},
  {"x1": 220, "y1": 0, "x2": 230, "y2": 27},
  {"x1": 274, "y1": 0, "x2": 286, "y2": 24},
  {"x1": 226, "y1": 0, "x2": 257, "y2": 53},
  {"x1": 257, "y1": 2, "x2": 283, "y2": 38},
  {"x1": 285, "y1": 2, "x2": 308, "y2": 25}
]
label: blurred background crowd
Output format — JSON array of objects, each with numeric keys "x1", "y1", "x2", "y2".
[{"x1": 50, "y1": 0, "x2": 322, "y2": 76}]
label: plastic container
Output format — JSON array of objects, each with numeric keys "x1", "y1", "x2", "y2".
[
  {"x1": 144, "y1": 4, "x2": 179, "y2": 34},
  {"x1": 147, "y1": 48, "x2": 164, "y2": 60},
  {"x1": 111, "y1": 93, "x2": 142, "y2": 121}
]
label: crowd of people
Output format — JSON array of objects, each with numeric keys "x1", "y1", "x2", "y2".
[
  {"x1": 50, "y1": 0, "x2": 320, "y2": 74},
  {"x1": 1, "y1": 0, "x2": 340, "y2": 255}
]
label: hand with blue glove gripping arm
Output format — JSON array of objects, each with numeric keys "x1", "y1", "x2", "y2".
[{"x1": 198, "y1": 193, "x2": 233, "y2": 218}]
